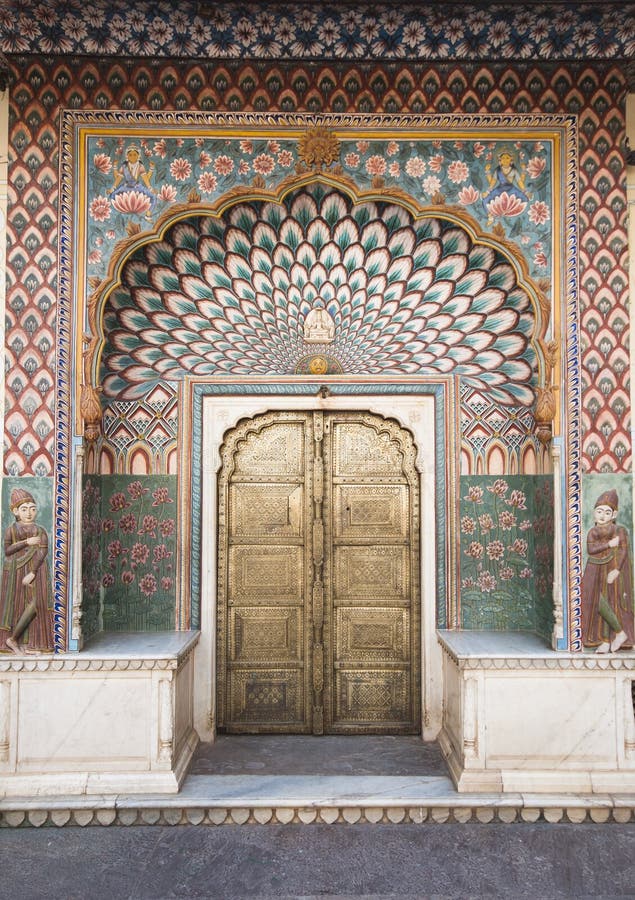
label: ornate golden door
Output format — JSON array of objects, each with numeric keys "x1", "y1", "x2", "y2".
[{"x1": 216, "y1": 410, "x2": 420, "y2": 734}]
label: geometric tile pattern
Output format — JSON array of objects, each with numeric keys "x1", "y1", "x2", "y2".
[
  {"x1": 4, "y1": 57, "x2": 629, "y2": 480},
  {"x1": 1, "y1": 2, "x2": 633, "y2": 61},
  {"x1": 460, "y1": 384, "x2": 540, "y2": 475},
  {"x1": 102, "y1": 383, "x2": 178, "y2": 475}
]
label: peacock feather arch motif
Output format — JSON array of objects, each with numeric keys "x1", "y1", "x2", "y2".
[{"x1": 97, "y1": 182, "x2": 541, "y2": 406}]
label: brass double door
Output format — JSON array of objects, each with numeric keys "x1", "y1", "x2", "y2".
[{"x1": 216, "y1": 410, "x2": 421, "y2": 734}]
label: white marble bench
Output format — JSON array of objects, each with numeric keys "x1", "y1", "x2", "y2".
[
  {"x1": 438, "y1": 630, "x2": 635, "y2": 793},
  {"x1": 0, "y1": 631, "x2": 199, "y2": 797}
]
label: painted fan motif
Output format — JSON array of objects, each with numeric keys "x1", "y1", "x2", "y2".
[{"x1": 102, "y1": 186, "x2": 537, "y2": 404}]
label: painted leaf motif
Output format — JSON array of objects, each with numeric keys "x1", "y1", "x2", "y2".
[{"x1": 102, "y1": 186, "x2": 537, "y2": 403}]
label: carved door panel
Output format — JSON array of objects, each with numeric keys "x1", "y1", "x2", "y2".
[{"x1": 217, "y1": 411, "x2": 420, "y2": 734}]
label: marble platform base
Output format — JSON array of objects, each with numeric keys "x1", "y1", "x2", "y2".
[
  {"x1": 438, "y1": 631, "x2": 635, "y2": 794},
  {"x1": 0, "y1": 632, "x2": 200, "y2": 797},
  {"x1": 2, "y1": 774, "x2": 635, "y2": 826}
]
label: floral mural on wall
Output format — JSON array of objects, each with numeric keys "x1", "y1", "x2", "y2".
[
  {"x1": 82, "y1": 475, "x2": 177, "y2": 634},
  {"x1": 460, "y1": 474, "x2": 553, "y2": 637},
  {"x1": 86, "y1": 133, "x2": 553, "y2": 289}
]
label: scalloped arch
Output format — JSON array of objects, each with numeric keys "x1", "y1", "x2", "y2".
[{"x1": 86, "y1": 174, "x2": 547, "y2": 406}]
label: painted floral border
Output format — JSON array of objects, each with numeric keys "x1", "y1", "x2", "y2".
[{"x1": 1, "y1": 2, "x2": 633, "y2": 60}]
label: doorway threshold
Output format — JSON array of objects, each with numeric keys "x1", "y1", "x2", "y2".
[{"x1": 190, "y1": 735, "x2": 449, "y2": 777}]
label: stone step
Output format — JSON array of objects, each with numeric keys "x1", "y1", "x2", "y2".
[{"x1": 2, "y1": 774, "x2": 634, "y2": 826}]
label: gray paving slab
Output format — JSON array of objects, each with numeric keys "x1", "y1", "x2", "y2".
[
  {"x1": 190, "y1": 735, "x2": 450, "y2": 776},
  {"x1": 2, "y1": 822, "x2": 635, "y2": 899}
]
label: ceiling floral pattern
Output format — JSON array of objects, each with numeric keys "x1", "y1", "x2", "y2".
[{"x1": 1, "y1": 1, "x2": 633, "y2": 60}]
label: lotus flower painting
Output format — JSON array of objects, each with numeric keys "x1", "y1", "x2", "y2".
[{"x1": 102, "y1": 186, "x2": 537, "y2": 403}]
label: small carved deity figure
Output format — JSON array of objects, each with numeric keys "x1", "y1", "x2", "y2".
[
  {"x1": 482, "y1": 150, "x2": 530, "y2": 221},
  {"x1": 109, "y1": 144, "x2": 157, "y2": 219},
  {"x1": 581, "y1": 489, "x2": 634, "y2": 653},
  {"x1": 304, "y1": 304, "x2": 336, "y2": 344},
  {"x1": 0, "y1": 489, "x2": 54, "y2": 654}
]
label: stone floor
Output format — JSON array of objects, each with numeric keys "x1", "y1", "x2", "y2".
[
  {"x1": 190, "y1": 735, "x2": 450, "y2": 777},
  {"x1": 3, "y1": 734, "x2": 635, "y2": 828}
]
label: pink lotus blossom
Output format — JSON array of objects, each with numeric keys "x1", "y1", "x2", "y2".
[
  {"x1": 93, "y1": 153, "x2": 112, "y2": 174},
  {"x1": 111, "y1": 190, "x2": 152, "y2": 215},
  {"x1": 214, "y1": 155, "x2": 234, "y2": 175},
  {"x1": 405, "y1": 156, "x2": 426, "y2": 177},
  {"x1": 89, "y1": 196, "x2": 111, "y2": 222},
  {"x1": 422, "y1": 176, "x2": 441, "y2": 195},
  {"x1": 506, "y1": 490, "x2": 527, "y2": 509},
  {"x1": 534, "y1": 252, "x2": 548, "y2": 268},
  {"x1": 277, "y1": 150, "x2": 294, "y2": 168},
  {"x1": 153, "y1": 544, "x2": 172, "y2": 562},
  {"x1": 520, "y1": 567, "x2": 532, "y2": 578},
  {"x1": 466, "y1": 541, "x2": 484, "y2": 559},
  {"x1": 253, "y1": 153, "x2": 275, "y2": 175},
  {"x1": 106, "y1": 230, "x2": 116, "y2": 239},
  {"x1": 488, "y1": 479, "x2": 508, "y2": 497},
  {"x1": 458, "y1": 185, "x2": 480, "y2": 205},
  {"x1": 386, "y1": 140, "x2": 399, "y2": 156},
  {"x1": 356, "y1": 140, "x2": 369, "y2": 153},
  {"x1": 127, "y1": 480, "x2": 148, "y2": 499},
  {"x1": 267, "y1": 140, "x2": 280, "y2": 153},
  {"x1": 161, "y1": 577, "x2": 173, "y2": 590},
  {"x1": 160, "y1": 519, "x2": 175, "y2": 537},
  {"x1": 239, "y1": 140, "x2": 253, "y2": 153},
  {"x1": 107, "y1": 539, "x2": 125, "y2": 560},
  {"x1": 195, "y1": 138, "x2": 204, "y2": 147},
  {"x1": 465, "y1": 486, "x2": 483, "y2": 503},
  {"x1": 461, "y1": 516, "x2": 476, "y2": 534},
  {"x1": 152, "y1": 487, "x2": 173, "y2": 506},
  {"x1": 139, "y1": 514, "x2": 158, "y2": 537},
  {"x1": 118, "y1": 513, "x2": 137, "y2": 534},
  {"x1": 344, "y1": 153, "x2": 360, "y2": 168},
  {"x1": 139, "y1": 573, "x2": 158, "y2": 596},
  {"x1": 238, "y1": 160, "x2": 250, "y2": 175},
  {"x1": 527, "y1": 157, "x2": 546, "y2": 179},
  {"x1": 498, "y1": 510, "x2": 517, "y2": 530},
  {"x1": 102, "y1": 519, "x2": 114, "y2": 532},
  {"x1": 198, "y1": 172, "x2": 218, "y2": 194},
  {"x1": 170, "y1": 158, "x2": 192, "y2": 181},
  {"x1": 102, "y1": 573, "x2": 114, "y2": 587},
  {"x1": 109, "y1": 492, "x2": 129, "y2": 511},
  {"x1": 131, "y1": 542, "x2": 149, "y2": 565},
  {"x1": 473, "y1": 142, "x2": 485, "y2": 158},
  {"x1": 477, "y1": 571, "x2": 497, "y2": 593},
  {"x1": 519, "y1": 520, "x2": 532, "y2": 531},
  {"x1": 510, "y1": 538, "x2": 528, "y2": 557},
  {"x1": 88, "y1": 249, "x2": 102, "y2": 264},
  {"x1": 199, "y1": 151, "x2": 212, "y2": 168},
  {"x1": 486, "y1": 192, "x2": 527, "y2": 218},
  {"x1": 448, "y1": 160, "x2": 469, "y2": 184},
  {"x1": 529, "y1": 201, "x2": 550, "y2": 225},
  {"x1": 365, "y1": 155, "x2": 386, "y2": 176},
  {"x1": 121, "y1": 570, "x2": 135, "y2": 585},
  {"x1": 158, "y1": 184, "x2": 177, "y2": 202},
  {"x1": 486, "y1": 540, "x2": 505, "y2": 561},
  {"x1": 478, "y1": 514, "x2": 494, "y2": 531},
  {"x1": 429, "y1": 154, "x2": 444, "y2": 172},
  {"x1": 462, "y1": 577, "x2": 475, "y2": 589},
  {"x1": 499, "y1": 567, "x2": 514, "y2": 581},
  {"x1": 388, "y1": 162, "x2": 400, "y2": 177},
  {"x1": 153, "y1": 140, "x2": 167, "y2": 158}
]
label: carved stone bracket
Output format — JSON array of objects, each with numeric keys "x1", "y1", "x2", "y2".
[{"x1": 534, "y1": 338, "x2": 559, "y2": 446}]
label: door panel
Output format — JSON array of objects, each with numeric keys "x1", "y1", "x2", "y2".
[{"x1": 217, "y1": 410, "x2": 420, "y2": 734}]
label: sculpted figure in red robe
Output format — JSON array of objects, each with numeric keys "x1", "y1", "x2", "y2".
[
  {"x1": 0, "y1": 489, "x2": 54, "y2": 654},
  {"x1": 581, "y1": 489, "x2": 634, "y2": 653}
]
